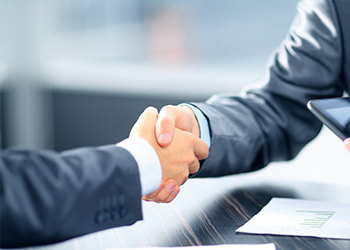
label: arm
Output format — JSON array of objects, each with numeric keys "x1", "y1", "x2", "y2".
[
  {"x1": 1, "y1": 145, "x2": 143, "y2": 248},
  {"x1": 156, "y1": 0, "x2": 344, "y2": 178},
  {"x1": 0, "y1": 107, "x2": 208, "y2": 248},
  {"x1": 191, "y1": 0, "x2": 343, "y2": 177}
]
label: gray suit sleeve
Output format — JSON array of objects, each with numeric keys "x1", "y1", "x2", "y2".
[
  {"x1": 0, "y1": 145, "x2": 143, "y2": 248},
  {"x1": 191, "y1": 0, "x2": 344, "y2": 177}
]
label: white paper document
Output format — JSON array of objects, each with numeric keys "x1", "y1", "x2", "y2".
[
  {"x1": 236, "y1": 198, "x2": 350, "y2": 239},
  {"x1": 106, "y1": 244, "x2": 275, "y2": 250}
]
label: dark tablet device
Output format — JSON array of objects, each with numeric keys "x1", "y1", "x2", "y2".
[{"x1": 307, "y1": 97, "x2": 350, "y2": 141}]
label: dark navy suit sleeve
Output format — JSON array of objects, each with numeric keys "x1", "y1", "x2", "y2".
[
  {"x1": 191, "y1": 0, "x2": 347, "y2": 178},
  {"x1": 0, "y1": 145, "x2": 143, "y2": 248}
]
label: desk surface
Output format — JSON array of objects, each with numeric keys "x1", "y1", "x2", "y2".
[{"x1": 18, "y1": 173, "x2": 350, "y2": 250}]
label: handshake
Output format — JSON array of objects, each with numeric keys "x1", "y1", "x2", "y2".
[
  {"x1": 128, "y1": 105, "x2": 350, "y2": 204},
  {"x1": 130, "y1": 105, "x2": 209, "y2": 203}
]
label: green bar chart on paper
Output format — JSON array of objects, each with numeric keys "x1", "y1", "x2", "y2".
[
  {"x1": 276, "y1": 210, "x2": 335, "y2": 230},
  {"x1": 236, "y1": 198, "x2": 350, "y2": 239},
  {"x1": 297, "y1": 210, "x2": 334, "y2": 229}
]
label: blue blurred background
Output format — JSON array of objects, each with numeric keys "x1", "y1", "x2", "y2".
[{"x1": 0, "y1": 0, "x2": 298, "y2": 151}]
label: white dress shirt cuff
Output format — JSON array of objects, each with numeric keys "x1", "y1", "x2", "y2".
[
  {"x1": 117, "y1": 137, "x2": 162, "y2": 196},
  {"x1": 179, "y1": 104, "x2": 211, "y2": 148}
]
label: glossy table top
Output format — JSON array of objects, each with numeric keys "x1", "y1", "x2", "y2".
[{"x1": 18, "y1": 172, "x2": 350, "y2": 250}]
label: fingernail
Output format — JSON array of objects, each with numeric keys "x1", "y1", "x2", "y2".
[
  {"x1": 158, "y1": 133, "x2": 171, "y2": 144},
  {"x1": 166, "y1": 183, "x2": 176, "y2": 192},
  {"x1": 171, "y1": 188, "x2": 179, "y2": 196}
]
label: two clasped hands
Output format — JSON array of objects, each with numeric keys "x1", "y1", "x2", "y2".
[
  {"x1": 129, "y1": 105, "x2": 207, "y2": 203},
  {"x1": 131, "y1": 104, "x2": 350, "y2": 204}
]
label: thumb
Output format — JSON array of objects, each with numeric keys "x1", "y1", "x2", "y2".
[
  {"x1": 130, "y1": 107, "x2": 158, "y2": 138},
  {"x1": 156, "y1": 105, "x2": 183, "y2": 147}
]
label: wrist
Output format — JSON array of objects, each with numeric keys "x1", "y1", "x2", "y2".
[
  {"x1": 178, "y1": 103, "x2": 211, "y2": 148},
  {"x1": 117, "y1": 137, "x2": 162, "y2": 196}
]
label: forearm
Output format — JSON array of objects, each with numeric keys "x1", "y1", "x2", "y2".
[
  {"x1": 0, "y1": 146, "x2": 142, "y2": 248},
  {"x1": 190, "y1": 0, "x2": 344, "y2": 177}
]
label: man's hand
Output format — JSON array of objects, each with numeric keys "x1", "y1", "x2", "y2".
[
  {"x1": 139, "y1": 105, "x2": 207, "y2": 203},
  {"x1": 156, "y1": 105, "x2": 200, "y2": 146},
  {"x1": 345, "y1": 138, "x2": 350, "y2": 151},
  {"x1": 130, "y1": 107, "x2": 209, "y2": 196},
  {"x1": 142, "y1": 179, "x2": 180, "y2": 203}
]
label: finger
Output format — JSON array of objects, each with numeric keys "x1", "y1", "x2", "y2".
[
  {"x1": 130, "y1": 106, "x2": 158, "y2": 137},
  {"x1": 193, "y1": 136, "x2": 209, "y2": 161},
  {"x1": 163, "y1": 185, "x2": 180, "y2": 203},
  {"x1": 156, "y1": 105, "x2": 183, "y2": 147},
  {"x1": 188, "y1": 158, "x2": 200, "y2": 175},
  {"x1": 154, "y1": 179, "x2": 177, "y2": 202},
  {"x1": 344, "y1": 138, "x2": 350, "y2": 151},
  {"x1": 146, "y1": 179, "x2": 179, "y2": 203},
  {"x1": 142, "y1": 179, "x2": 165, "y2": 201}
]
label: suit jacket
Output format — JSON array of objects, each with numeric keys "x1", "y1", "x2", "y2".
[
  {"x1": 191, "y1": 0, "x2": 350, "y2": 177},
  {"x1": 0, "y1": 145, "x2": 143, "y2": 248}
]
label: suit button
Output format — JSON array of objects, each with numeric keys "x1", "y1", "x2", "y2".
[
  {"x1": 96, "y1": 211, "x2": 105, "y2": 224},
  {"x1": 104, "y1": 209, "x2": 111, "y2": 221},
  {"x1": 111, "y1": 209, "x2": 119, "y2": 220},
  {"x1": 95, "y1": 209, "x2": 112, "y2": 224},
  {"x1": 120, "y1": 206, "x2": 127, "y2": 218}
]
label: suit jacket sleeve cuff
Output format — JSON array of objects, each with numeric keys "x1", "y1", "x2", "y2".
[
  {"x1": 179, "y1": 103, "x2": 211, "y2": 148},
  {"x1": 117, "y1": 137, "x2": 162, "y2": 196}
]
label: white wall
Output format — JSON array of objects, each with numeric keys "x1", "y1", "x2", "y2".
[{"x1": 253, "y1": 127, "x2": 350, "y2": 186}]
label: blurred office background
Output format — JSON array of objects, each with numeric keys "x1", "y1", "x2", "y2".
[
  {"x1": 2, "y1": 0, "x2": 350, "y2": 187},
  {"x1": 0, "y1": 0, "x2": 299, "y2": 152},
  {"x1": 0, "y1": 0, "x2": 296, "y2": 151}
]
